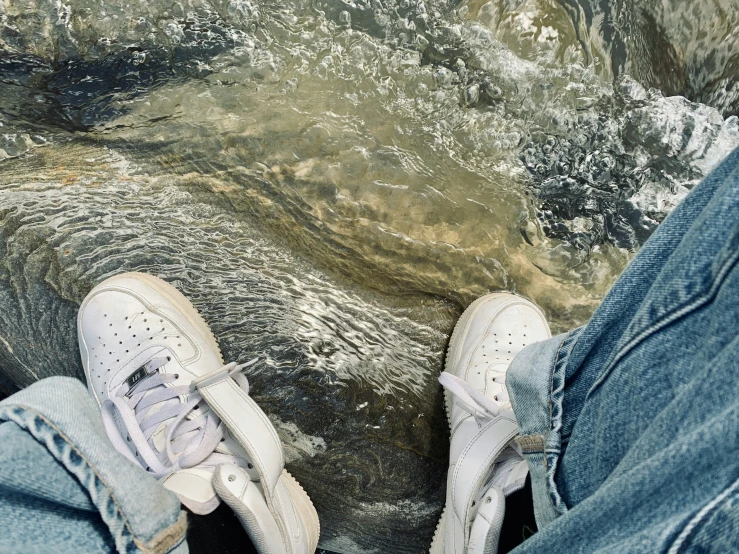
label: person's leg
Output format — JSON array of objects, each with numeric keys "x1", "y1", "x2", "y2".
[
  {"x1": 0, "y1": 377, "x2": 187, "y2": 553},
  {"x1": 506, "y1": 145, "x2": 739, "y2": 552}
]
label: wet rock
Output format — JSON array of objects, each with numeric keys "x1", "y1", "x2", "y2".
[
  {"x1": 521, "y1": 77, "x2": 739, "y2": 250},
  {"x1": 560, "y1": 0, "x2": 739, "y2": 117}
]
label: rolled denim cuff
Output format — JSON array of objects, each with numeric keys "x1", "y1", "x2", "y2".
[
  {"x1": 0, "y1": 377, "x2": 188, "y2": 554},
  {"x1": 506, "y1": 328, "x2": 583, "y2": 530}
]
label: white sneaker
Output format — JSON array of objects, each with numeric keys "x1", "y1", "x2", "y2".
[
  {"x1": 430, "y1": 293, "x2": 550, "y2": 554},
  {"x1": 78, "y1": 272, "x2": 319, "y2": 554}
]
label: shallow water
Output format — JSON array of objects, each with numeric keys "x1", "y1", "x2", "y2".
[{"x1": 1, "y1": 0, "x2": 738, "y2": 551}]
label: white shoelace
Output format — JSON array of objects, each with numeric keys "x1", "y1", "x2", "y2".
[
  {"x1": 101, "y1": 358, "x2": 256, "y2": 478},
  {"x1": 438, "y1": 370, "x2": 511, "y2": 419}
]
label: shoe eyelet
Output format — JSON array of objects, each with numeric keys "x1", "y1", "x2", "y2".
[
  {"x1": 486, "y1": 497, "x2": 491, "y2": 504},
  {"x1": 174, "y1": 374, "x2": 179, "y2": 379},
  {"x1": 247, "y1": 463, "x2": 253, "y2": 469},
  {"x1": 167, "y1": 356, "x2": 172, "y2": 361},
  {"x1": 228, "y1": 474, "x2": 236, "y2": 482}
]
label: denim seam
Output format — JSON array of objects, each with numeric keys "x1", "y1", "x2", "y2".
[
  {"x1": 0, "y1": 404, "x2": 183, "y2": 554},
  {"x1": 137, "y1": 511, "x2": 189, "y2": 554},
  {"x1": 666, "y1": 474, "x2": 739, "y2": 554},
  {"x1": 589, "y1": 243, "x2": 739, "y2": 398},
  {"x1": 544, "y1": 330, "x2": 581, "y2": 517}
]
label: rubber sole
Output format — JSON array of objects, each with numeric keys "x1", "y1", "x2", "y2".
[
  {"x1": 81, "y1": 272, "x2": 321, "y2": 552},
  {"x1": 429, "y1": 505, "x2": 446, "y2": 554},
  {"x1": 282, "y1": 470, "x2": 321, "y2": 552}
]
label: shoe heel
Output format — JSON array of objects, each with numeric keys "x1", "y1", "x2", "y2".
[{"x1": 429, "y1": 504, "x2": 446, "y2": 554}]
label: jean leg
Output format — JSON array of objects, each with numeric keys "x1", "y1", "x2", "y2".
[
  {"x1": 507, "y1": 146, "x2": 739, "y2": 553},
  {"x1": 557, "y1": 145, "x2": 739, "y2": 449},
  {"x1": 0, "y1": 377, "x2": 188, "y2": 554},
  {"x1": 0, "y1": 420, "x2": 114, "y2": 552}
]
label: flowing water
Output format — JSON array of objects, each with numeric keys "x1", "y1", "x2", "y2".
[{"x1": 1, "y1": 0, "x2": 738, "y2": 551}]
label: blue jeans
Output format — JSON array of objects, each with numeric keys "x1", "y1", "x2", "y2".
[
  {"x1": 507, "y1": 146, "x2": 739, "y2": 552},
  {"x1": 2, "y1": 147, "x2": 739, "y2": 553},
  {"x1": 0, "y1": 378, "x2": 188, "y2": 554}
]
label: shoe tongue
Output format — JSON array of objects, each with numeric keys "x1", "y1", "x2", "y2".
[
  {"x1": 126, "y1": 356, "x2": 192, "y2": 455},
  {"x1": 122, "y1": 353, "x2": 186, "y2": 396}
]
